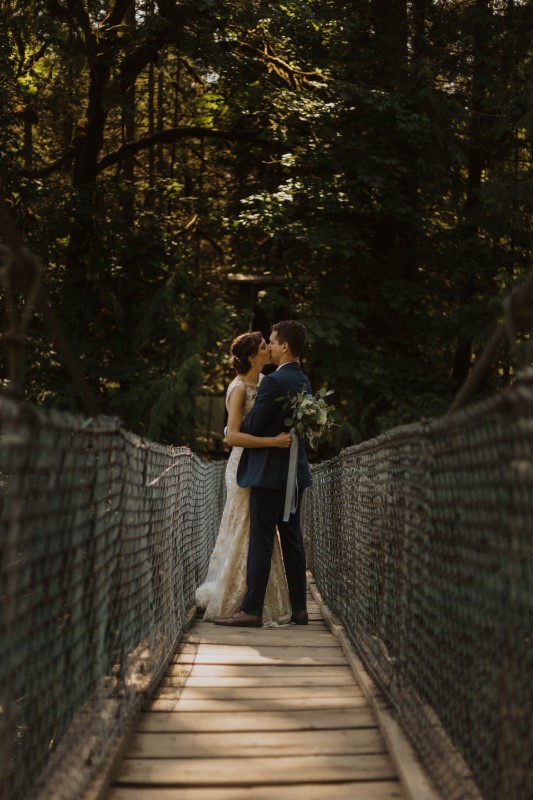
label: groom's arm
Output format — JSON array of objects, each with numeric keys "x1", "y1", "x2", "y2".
[{"x1": 241, "y1": 375, "x2": 281, "y2": 437}]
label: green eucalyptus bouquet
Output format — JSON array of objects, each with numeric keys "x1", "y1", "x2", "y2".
[{"x1": 278, "y1": 387, "x2": 336, "y2": 450}]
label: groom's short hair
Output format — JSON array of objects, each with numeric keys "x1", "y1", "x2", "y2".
[{"x1": 272, "y1": 320, "x2": 307, "y2": 357}]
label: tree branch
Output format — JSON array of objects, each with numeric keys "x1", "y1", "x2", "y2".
[
  {"x1": 18, "y1": 125, "x2": 275, "y2": 181},
  {"x1": 112, "y1": 15, "x2": 189, "y2": 94},
  {"x1": 20, "y1": 148, "x2": 75, "y2": 179},
  {"x1": 96, "y1": 127, "x2": 279, "y2": 173},
  {"x1": 101, "y1": 0, "x2": 135, "y2": 30},
  {"x1": 65, "y1": 0, "x2": 97, "y2": 52},
  {"x1": 117, "y1": 40, "x2": 164, "y2": 94},
  {"x1": 14, "y1": 38, "x2": 50, "y2": 77},
  {"x1": 238, "y1": 40, "x2": 325, "y2": 89},
  {"x1": 65, "y1": 0, "x2": 91, "y2": 35}
]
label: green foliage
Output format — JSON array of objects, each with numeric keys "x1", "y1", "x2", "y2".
[{"x1": 1, "y1": 0, "x2": 532, "y2": 450}]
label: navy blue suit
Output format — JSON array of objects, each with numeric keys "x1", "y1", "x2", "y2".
[{"x1": 237, "y1": 362, "x2": 312, "y2": 616}]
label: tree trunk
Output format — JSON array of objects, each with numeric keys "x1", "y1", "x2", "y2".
[
  {"x1": 454, "y1": 0, "x2": 492, "y2": 386},
  {"x1": 122, "y1": 0, "x2": 136, "y2": 227},
  {"x1": 371, "y1": 0, "x2": 408, "y2": 89},
  {"x1": 195, "y1": 137, "x2": 205, "y2": 274},
  {"x1": 147, "y1": 61, "x2": 155, "y2": 204},
  {"x1": 157, "y1": 68, "x2": 165, "y2": 182},
  {"x1": 168, "y1": 55, "x2": 181, "y2": 214},
  {"x1": 22, "y1": 108, "x2": 35, "y2": 170},
  {"x1": 72, "y1": 58, "x2": 111, "y2": 189},
  {"x1": 410, "y1": 0, "x2": 430, "y2": 62}
]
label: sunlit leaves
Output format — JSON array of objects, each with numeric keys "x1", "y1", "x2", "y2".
[{"x1": 1, "y1": 0, "x2": 532, "y2": 448}]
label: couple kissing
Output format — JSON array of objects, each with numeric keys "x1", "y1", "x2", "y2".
[{"x1": 195, "y1": 320, "x2": 311, "y2": 628}]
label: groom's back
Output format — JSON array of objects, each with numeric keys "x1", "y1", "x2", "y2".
[{"x1": 237, "y1": 363, "x2": 312, "y2": 491}]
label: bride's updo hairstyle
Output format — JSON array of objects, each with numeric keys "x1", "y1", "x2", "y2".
[{"x1": 230, "y1": 331, "x2": 263, "y2": 375}]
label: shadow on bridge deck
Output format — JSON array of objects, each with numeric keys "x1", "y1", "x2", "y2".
[{"x1": 104, "y1": 580, "x2": 440, "y2": 800}]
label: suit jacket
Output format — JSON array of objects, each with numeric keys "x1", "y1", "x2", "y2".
[{"x1": 236, "y1": 362, "x2": 312, "y2": 490}]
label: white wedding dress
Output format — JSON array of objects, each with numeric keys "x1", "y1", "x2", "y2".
[{"x1": 195, "y1": 377, "x2": 292, "y2": 625}]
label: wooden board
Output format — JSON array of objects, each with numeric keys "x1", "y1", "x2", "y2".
[
  {"x1": 184, "y1": 630, "x2": 335, "y2": 646},
  {"x1": 125, "y1": 728, "x2": 386, "y2": 759},
  {"x1": 167, "y1": 661, "x2": 354, "y2": 683},
  {"x1": 163, "y1": 671, "x2": 355, "y2": 687},
  {"x1": 136, "y1": 708, "x2": 379, "y2": 733},
  {"x1": 173, "y1": 644, "x2": 345, "y2": 666},
  {"x1": 108, "y1": 781, "x2": 405, "y2": 800},
  {"x1": 146, "y1": 694, "x2": 369, "y2": 713},
  {"x1": 114, "y1": 753, "x2": 397, "y2": 785},
  {"x1": 158, "y1": 683, "x2": 362, "y2": 698}
]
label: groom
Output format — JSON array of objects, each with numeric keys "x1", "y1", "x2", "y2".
[{"x1": 215, "y1": 320, "x2": 312, "y2": 628}]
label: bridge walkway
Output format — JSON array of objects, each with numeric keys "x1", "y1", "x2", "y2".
[{"x1": 105, "y1": 580, "x2": 436, "y2": 800}]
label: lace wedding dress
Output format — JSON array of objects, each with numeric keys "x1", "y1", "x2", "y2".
[{"x1": 195, "y1": 377, "x2": 292, "y2": 625}]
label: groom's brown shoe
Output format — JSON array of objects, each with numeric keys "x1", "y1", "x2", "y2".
[
  {"x1": 291, "y1": 610, "x2": 309, "y2": 625},
  {"x1": 214, "y1": 610, "x2": 262, "y2": 628}
]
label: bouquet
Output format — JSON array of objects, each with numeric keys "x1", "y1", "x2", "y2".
[{"x1": 278, "y1": 387, "x2": 336, "y2": 450}]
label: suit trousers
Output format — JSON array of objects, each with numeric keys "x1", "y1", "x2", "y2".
[{"x1": 241, "y1": 486, "x2": 307, "y2": 617}]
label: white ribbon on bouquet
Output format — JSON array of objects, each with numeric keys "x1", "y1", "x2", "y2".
[{"x1": 283, "y1": 428, "x2": 299, "y2": 521}]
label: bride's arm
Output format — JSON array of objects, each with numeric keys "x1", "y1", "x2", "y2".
[{"x1": 225, "y1": 386, "x2": 291, "y2": 448}]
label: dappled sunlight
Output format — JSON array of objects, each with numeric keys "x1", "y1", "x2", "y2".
[{"x1": 108, "y1": 589, "x2": 408, "y2": 799}]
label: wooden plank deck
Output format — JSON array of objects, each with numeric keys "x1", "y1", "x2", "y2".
[{"x1": 106, "y1": 587, "x2": 411, "y2": 800}]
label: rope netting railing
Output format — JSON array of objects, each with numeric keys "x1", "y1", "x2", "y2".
[
  {"x1": 0, "y1": 395, "x2": 226, "y2": 800},
  {"x1": 302, "y1": 370, "x2": 533, "y2": 800}
]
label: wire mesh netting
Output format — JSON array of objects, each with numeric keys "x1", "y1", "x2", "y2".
[
  {"x1": 2, "y1": 374, "x2": 532, "y2": 800},
  {"x1": 0, "y1": 395, "x2": 226, "y2": 800},
  {"x1": 302, "y1": 372, "x2": 533, "y2": 800}
]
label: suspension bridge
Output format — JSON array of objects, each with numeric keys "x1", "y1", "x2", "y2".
[{"x1": 1, "y1": 369, "x2": 531, "y2": 800}]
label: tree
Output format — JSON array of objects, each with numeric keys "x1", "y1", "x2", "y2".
[{"x1": 1, "y1": 0, "x2": 531, "y2": 448}]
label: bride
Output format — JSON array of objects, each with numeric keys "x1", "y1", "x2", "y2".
[{"x1": 195, "y1": 331, "x2": 292, "y2": 625}]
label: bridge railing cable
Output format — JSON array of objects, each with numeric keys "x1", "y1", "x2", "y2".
[
  {"x1": 0, "y1": 395, "x2": 225, "y2": 800},
  {"x1": 302, "y1": 369, "x2": 533, "y2": 800}
]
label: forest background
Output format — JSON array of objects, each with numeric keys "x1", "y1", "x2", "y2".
[{"x1": 1, "y1": 0, "x2": 532, "y2": 454}]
